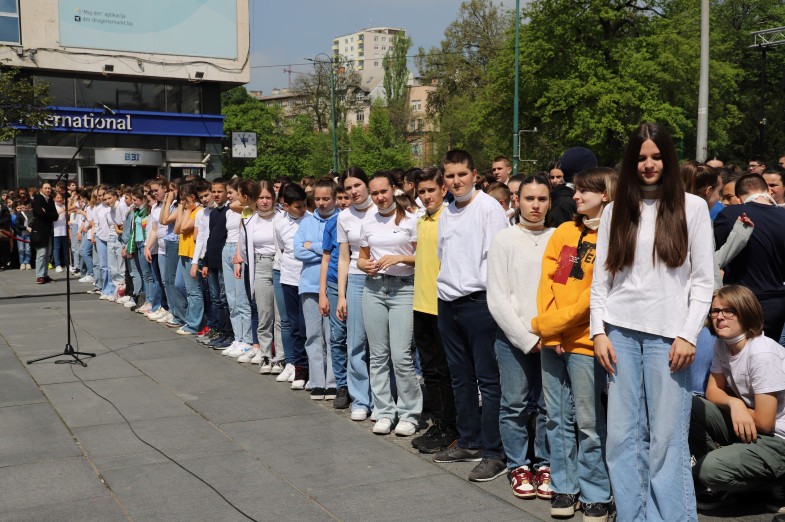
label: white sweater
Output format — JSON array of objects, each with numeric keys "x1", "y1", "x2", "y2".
[
  {"x1": 487, "y1": 225, "x2": 554, "y2": 353},
  {"x1": 590, "y1": 193, "x2": 714, "y2": 345}
]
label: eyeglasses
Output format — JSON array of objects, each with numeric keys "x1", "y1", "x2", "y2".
[
  {"x1": 748, "y1": 163, "x2": 762, "y2": 169},
  {"x1": 709, "y1": 308, "x2": 737, "y2": 319}
]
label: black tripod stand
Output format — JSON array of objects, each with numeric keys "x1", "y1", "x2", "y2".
[{"x1": 27, "y1": 104, "x2": 116, "y2": 367}]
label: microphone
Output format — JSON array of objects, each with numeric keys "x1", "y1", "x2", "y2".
[{"x1": 97, "y1": 102, "x2": 116, "y2": 115}]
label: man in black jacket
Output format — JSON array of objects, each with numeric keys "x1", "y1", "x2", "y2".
[
  {"x1": 32, "y1": 182, "x2": 59, "y2": 283},
  {"x1": 548, "y1": 147, "x2": 597, "y2": 227}
]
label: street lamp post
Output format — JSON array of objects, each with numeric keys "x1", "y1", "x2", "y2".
[
  {"x1": 512, "y1": 0, "x2": 521, "y2": 176},
  {"x1": 307, "y1": 54, "x2": 339, "y2": 173}
]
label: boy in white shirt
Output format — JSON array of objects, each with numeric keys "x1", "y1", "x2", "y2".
[
  {"x1": 432, "y1": 150, "x2": 510, "y2": 483},
  {"x1": 274, "y1": 183, "x2": 310, "y2": 390}
]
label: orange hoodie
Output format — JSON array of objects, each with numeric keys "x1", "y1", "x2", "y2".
[{"x1": 531, "y1": 221, "x2": 597, "y2": 356}]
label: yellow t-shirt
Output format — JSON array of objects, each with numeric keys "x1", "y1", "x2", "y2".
[
  {"x1": 413, "y1": 205, "x2": 445, "y2": 315},
  {"x1": 178, "y1": 207, "x2": 200, "y2": 258}
]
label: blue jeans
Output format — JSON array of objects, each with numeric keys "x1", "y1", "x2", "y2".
[
  {"x1": 34, "y1": 238, "x2": 52, "y2": 279},
  {"x1": 363, "y1": 275, "x2": 421, "y2": 423},
  {"x1": 282, "y1": 283, "x2": 308, "y2": 367},
  {"x1": 17, "y1": 234, "x2": 31, "y2": 264},
  {"x1": 437, "y1": 293, "x2": 503, "y2": 460},
  {"x1": 164, "y1": 240, "x2": 187, "y2": 324},
  {"x1": 153, "y1": 253, "x2": 167, "y2": 311},
  {"x1": 134, "y1": 242, "x2": 158, "y2": 307},
  {"x1": 541, "y1": 346, "x2": 610, "y2": 503},
  {"x1": 606, "y1": 324, "x2": 696, "y2": 522},
  {"x1": 179, "y1": 255, "x2": 204, "y2": 333},
  {"x1": 273, "y1": 270, "x2": 293, "y2": 364},
  {"x1": 222, "y1": 243, "x2": 252, "y2": 344},
  {"x1": 129, "y1": 249, "x2": 142, "y2": 294},
  {"x1": 96, "y1": 238, "x2": 113, "y2": 295},
  {"x1": 150, "y1": 253, "x2": 164, "y2": 311},
  {"x1": 78, "y1": 234, "x2": 92, "y2": 275},
  {"x1": 302, "y1": 293, "x2": 336, "y2": 389},
  {"x1": 91, "y1": 242, "x2": 101, "y2": 291},
  {"x1": 53, "y1": 236, "x2": 68, "y2": 268},
  {"x1": 692, "y1": 327, "x2": 715, "y2": 395},
  {"x1": 495, "y1": 330, "x2": 548, "y2": 471},
  {"x1": 346, "y1": 273, "x2": 373, "y2": 412},
  {"x1": 327, "y1": 280, "x2": 348, "y2": 389},
  {"x1": 208, "y1": 266, "x2": 230, "y2": 335}
]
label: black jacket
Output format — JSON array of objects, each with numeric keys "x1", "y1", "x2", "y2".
[
  {"x1": 549, "y1": 184, "x2": 577, "y2": 228},
  {"x1": 31, "y1": 193, "x2": 58, "y2": 248}
]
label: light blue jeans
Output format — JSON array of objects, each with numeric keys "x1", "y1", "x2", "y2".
[
  {"x1": 34, "y1": 238, "x2": 52, "y2": 279},
  {"x1": 273, "y1": 269, "x2": 292, "y2": 364},
  {"x1": 301, "y1": 293, "x2": 336, "y2": 389},
  {"x1": 91, "y1": 242, "x2": 101, "y2": 291},
  {"x1": 107, "y1": 235, "x2": 124, "y2": 288},
  {"x1": 222, "y1": 243, "x2": 252, "y2": 344},
  {"x1": 541, "y1": 346, "x2": 611, "y2": 503},
  {"x1": 254, "y1": 255, "x2": 277, "y2": 359},
  {"x1": 327, "y1": 280, "x2": 348, "y2": 389},
  {"x1": 347, "y1": 273, "x2": 372, "y2": 412},
  {"x1": 78, "y1": 234, "x2": 92, "y2": 275},
  {"x1": 70, "y1": 223, "x2": 81, "y2": 271},
  {"x1": 96, "y1": 238, "x2": 113, "y2": 295},
  {"x1": 179, "y1": 255, "x2": 203, "y2": 333},
  {"x1": 362, "y1": 274, "x2": 421, "y2": 424},
  {"x1": 495, "y1": 330, "x2": 549, "y2": 471},
  {"x1": 606, "y1": 324, "x2": 696, "y2": 522}
]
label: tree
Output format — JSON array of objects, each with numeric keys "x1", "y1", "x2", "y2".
[
  {"x1": 347, "y1": 101, "x2": 412, "y2": 172},
  {"x1": 0, "y1": 64, "x2": 51, "y2": 141},
  {"x1": 292, "y1": 57, "x2": 362, "y2": 133},
  {"x1": 415, "y1": 0, "x2": 511, "y2": 166},
  {"x1": 384, "y1": 32, "x2": 413, "y2": 137}
]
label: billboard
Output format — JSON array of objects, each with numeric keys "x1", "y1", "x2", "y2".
[{"x1": 58, "y1": 0, "x2": 237, "y2": 59}]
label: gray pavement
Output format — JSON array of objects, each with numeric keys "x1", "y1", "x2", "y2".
[{"x1": 0, "y1": 269, "x2": 774, "y2": 521}]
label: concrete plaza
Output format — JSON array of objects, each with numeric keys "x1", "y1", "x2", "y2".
[{"x1": 0, "y1": 269, "x2": 773, "y2": 521}]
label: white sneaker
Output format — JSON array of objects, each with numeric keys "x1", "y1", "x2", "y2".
[
  {"x1": 350, "y1": 409, "x2": 369, "y2": 421},
  {"x1": 124, "y1": 299, "x2": 136, "y2": 308},
  {"x1": 291, "y1": 379, "x2": 305, "y2": 390},
  {"x1": 271, "y1": 361, "x2": 285, "y2": 374},
  {"x1": 221, "y1": 341, "x2": 240, "y2": 356},
  {"x1": 260, "y1": 357, "x2": 272, "y2": 373},
  {"x1": 136, "y1": 303, "x2": 152, "y2": 314},
  {"x1": 175, "y1": 326, "x2": 193, "y2": 335},
  {"x1": 395, "y1": 420, "x2": 417, "y2": 437},
  {"x1": 147, "y1": 309, "x2": 165, "y2": 321},
  {"x1": 237, "y1": 347, "x2": 260, "y2": 363},
  {"x1": 69, "y1": 266, "x2": 78, "y2": 273},
  {"x1": 157, "y1": 312, "x2": 173, "y2": 324},
  {"x1": 230, "y1": 343, "x2": 253, "y2": 359},
  {"x1": 78, "y1": 275, "x2": 92, "y2": 283},
  {"x1": 99, "y1": 294, "x2": 111, "y2": 300},
  {"x1": 370, "y1": 411, "x2": 377, "y2": 422},
  {"x1": 249, "y1": 351, "x2": 263, "y2": 365},
  {"x1": 55, "y1": 266, "x2": 63, "y2": 273},
  {"x1": 372, "y1": 418, "x2": 393, "y2": 435},
  {"x1": 276, "y1": 363, "x2": 295, "y2": 382}
]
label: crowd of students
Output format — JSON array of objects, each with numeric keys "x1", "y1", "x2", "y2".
[{"x1": 2, "y1": 123, "x2": 785, "y2": 522}]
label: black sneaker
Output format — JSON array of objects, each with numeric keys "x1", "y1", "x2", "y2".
[
  {"x1": 324, "y1": 387, "x2": 337, "y2": 400},
  {"x1": 310, "y1": 387, "x2": 326, "y2": 400},
  {"x1": 582, "y1": 502, "x2": 611, "y2": 522},
  {"x1": 333, "y1": 387, "x2": 350, "y2": 409},
  {"x1": 412, "y1": 424, "x2": 442, "y2": 450},
  {"x1": 432, "y1": 445, "x2": 483, "y2": 463},
  {"x1": 696, "y1": 488, "x2": 732, "y2": 511},
  {"x1": 551, "y1": 493, "x2": 580, "y2": 518},
  {"x1": 468, "y1": 457, "x2": 506, "y2": 482},
  {"x1": 415, "y1": 425, "x2": 458, "y2": 454},
  {"x1": 200, "y1": 330, "x2": 220, "y2": 345}
]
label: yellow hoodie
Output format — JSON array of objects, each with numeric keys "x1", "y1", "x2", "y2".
[{"x1": 532, "y1": 221, "x2": 597, "y2": 356}]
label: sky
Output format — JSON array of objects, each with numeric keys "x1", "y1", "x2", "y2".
[{"x1": 248, "y1": 0, "x2": 510, "y2": 94}]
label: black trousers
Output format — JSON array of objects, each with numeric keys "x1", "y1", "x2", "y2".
[{"x1": 413, "y1": 310, "x2": 456, "y2": 429}]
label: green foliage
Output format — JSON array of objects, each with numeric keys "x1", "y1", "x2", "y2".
[
  {"x1": 419, "y1": 0, "x2": 785, "y2": 169},
  {"x1": 0, "y1": 63, "x2": 52, "y2": 141},
  {"x1": 347, "y1": 101, "x2": 412, "y2": 172},
  {"x1": 383, "y1": 33, "x2": 413, "y2": 105}
]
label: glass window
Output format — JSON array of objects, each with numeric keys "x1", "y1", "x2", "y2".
[
  {"x1": 167, "y1": 84, "x2": 200, "y2": 114},
  {"x1": 35, "y1": 75, "x2": 75, "y2": 106},
  {"x1": 75, "y1": 78, "x2": 166, "y2": 112},
  {"x1": 0, "y1": 0, "x2": 20, "y2": 45},
  {"x1": 37, "y1": 132, "x2": 77, "y2": 147}
]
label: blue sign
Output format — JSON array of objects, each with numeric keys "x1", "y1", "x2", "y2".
[
  {"x1": 39, "y1": 107, "x2": 225, "y2": 138},
  {"x1": 58, "y1": 0, "x2": 237, "y2": 59}
]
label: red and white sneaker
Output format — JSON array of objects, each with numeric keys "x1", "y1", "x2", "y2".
[
  {"x1": 509, "y1": 466, "x2": 537, "y2": 499},
  {"x1": 197, "y1": 326, "x2": 210, "y2": 338},
  {"x1": 535, "y1": 466, "x2": 554, "y2": 500}
]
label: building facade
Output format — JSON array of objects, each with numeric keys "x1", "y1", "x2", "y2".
[
  {"x1": 332, "y1": 27, "x2": 405, "y2": 76},
  {"x1": 0, "y1": 0, "x2": 250, "y2": 189}
]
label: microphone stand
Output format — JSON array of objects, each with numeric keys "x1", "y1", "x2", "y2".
[{"x1": 27, "y1": 104, "x2": 116, "y2": 367}]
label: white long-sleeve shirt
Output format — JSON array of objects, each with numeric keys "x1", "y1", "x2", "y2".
[
  {"x1": 590, "y1": 193, "x2": 714, "y2": 345},
  {"x1": 487, "y1": 225, "x2": 554, "y2": 353}
]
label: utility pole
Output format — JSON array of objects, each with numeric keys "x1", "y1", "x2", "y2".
[
  {"x1": 512, "y1": 0, "x2": 521, "y2": 176},
  {"x1": 695, "y1": 0, "x2": 709, "y2": 162},
  {"x1": 749, "y1": 26, "x2": 785, "y2": 156}
]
